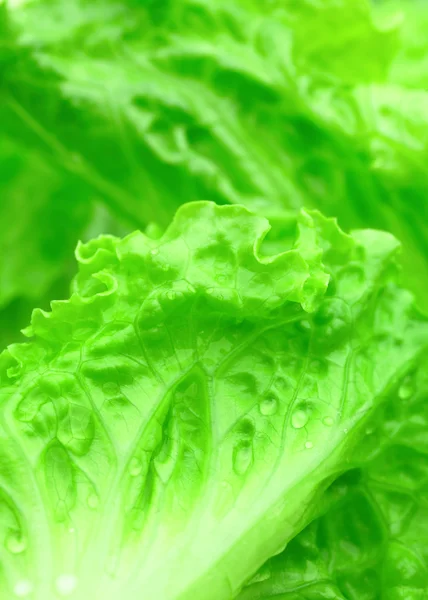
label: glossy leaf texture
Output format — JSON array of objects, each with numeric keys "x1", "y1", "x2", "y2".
[
  {"x1": 2, "y1": 0, "x2": 427, "y2": 312},
  {"x1": 0, "y1": 203, "x2": 425, "y2": 599},
  {"x1": 239, "y1": 361, "x2": 428, "y2": 600}
]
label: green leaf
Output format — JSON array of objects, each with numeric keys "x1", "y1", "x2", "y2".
[
  {"x1": 238, "y1": 361, "x2": 428, "y2": 600},
  {"x1": 0, "y1": 202, "x2": 425, "y2": 599},
  {"x1": 3, "y1": 0, "x2": 394, "y2": 227},
  {"x1": 0, "y1": 135, "x2": 134, "y2": 350},
  {"x1": 3, "y1": 0, "x2": 427, "y2": 310},
  {"x1": 0, "y1": 134, "x2": 95, "y2": 349},
  {"x1": 0, "y1": 137, "x2": 92, "y2": 310},
  {"x1": 373, "y1": 0, "x2": 428, "y2": 89},
  {"x1": 1, "y1": 0, "x2": 427, "y2": 596},
  {"x1": 1, "y1": 0, "x2": 427, "y2": 319}
]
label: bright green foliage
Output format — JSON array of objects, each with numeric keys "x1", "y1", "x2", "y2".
[
  {"x1": 373, "y1": 0, "x2": 428, "y2": 88},
  {"x1": 2, "y1": 0, "x2": 428, "y2": 317},
  {"x1": 0, "y1": 138, "x2": 92, "y2": 309},
  {"x1": 239, "y1": 362, "x2": 428, "y2": 600},
  {"x1": 0, "y1": 203, "x2": 425, "y2": 599},
  {"x1": 1, "y1": 0, "x2": 428, "y2": 598}
]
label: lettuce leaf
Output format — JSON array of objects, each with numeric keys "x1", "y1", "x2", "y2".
[
  {"x1": 1, "y1": 1, "x2": 428, "y2": 594},
  {"x1": 3, "y1": 0, "x2": 427, "y2": 314},
  {"x1": 0, "y1": 134, "x2": 134, "y2": 348},
  {"x1": 0, "y1": 202, "x2": 425, "y2": 599},
  {"x1": 373, "y1": 0, "x2": 428, "y2": 89},
  {"x1": 0, "y1": 137, "x2": 91, "y2": 307},
  {"x1": 239, "y1": 361, "x2": 428, "y2": 600},
  {"x1": 3, "y1": 0, "x2": 397, "y2": 226}
]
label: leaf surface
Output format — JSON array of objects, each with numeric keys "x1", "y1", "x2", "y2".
[{"x1": 0, "y1": 203, "x2": 425, "y2": 599}]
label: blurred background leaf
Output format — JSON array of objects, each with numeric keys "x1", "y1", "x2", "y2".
[{"x1": 0, "y1": 0, "x2": 427, "y2": 348}]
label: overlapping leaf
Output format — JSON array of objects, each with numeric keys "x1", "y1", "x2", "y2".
[
  {"x1": 239, "y1": 362, "x2": 428, "y2": 600},
  {"x1": 3, "y1": 0, "x2": 427, "y2": 313},
  {"x1": 0, "y1": 203, "x2": 425, "y2": 599}
]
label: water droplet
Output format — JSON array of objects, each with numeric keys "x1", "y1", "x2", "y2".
[
  {"x1": 259, "y1": 396, "x2": 278, "y2": 416},
  {"x1": 343, "y1": 428, "x2": 349, "y2": 434},
  {"x1": 365, "y1": 427, "x2": 374, "y2": 435},
  {"x1": 398, "y1": 375, "x2": 414, "y2": 400},
  {"x1": 6, "y1": 531, "x2": 27, "y2": 554},
  {"x1": 150, "y1": 248, "x2": 159, "y2": 256},
  {"x1": 305, "y1": 441, "x2": 313, "y2": 449},
  {"x1": 291, "y1": 409, "x2": 309, "y2": 429},
  {"x1": 14, "y1": 580, "x2": 33, "y2": 597},
  {"x1": 323, "y1": 416, "x2": 334, "y2": 427},
  {"x1": 55, "y1": 574, "x2": 77, "y2": 596},
  {"x1": 233, "y1": 442, "x2": 253, "y2": 475},
  {"x1": 314, "y1": 300, "x2": 351, "y2": 337},
  {"x1": 87, "y1": 493, "x2": 99, "y2": 509},
  {"x1": 129, "y1": 457, "x2": 142, "y2": 477},
  {"x1": 69, "y1": 528, "x2": 75, "y2": 534}
]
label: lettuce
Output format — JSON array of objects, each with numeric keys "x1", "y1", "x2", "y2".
[
  {"x1": 0, "y1": 202, "x2": 425, "y2": 599},
  {"x1": 2, "y1": 0, "x2": 427, "y2": 319},
  {"x1": 1, "y1": 1, "x2": 428, "y2": 598},
  {"x1": 0, "y1": 138, "x2": 91, "y2": 306},
  {"x1": 240, "y1": 360, "x2": 428, "y2": 600},
  {"x1": 373, "y1": 0, "x2": 428, "y2": 89}
]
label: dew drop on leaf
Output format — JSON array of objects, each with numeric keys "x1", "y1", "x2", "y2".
[
  {"x1": 291, "y1": 409, "x2": 309, "y2": 429},
  {"x1": 304, "y1": 441, "x2": 313, "y2": 449},
  {"x1": 5, "y1": 531, "x2": 27, "y2": 554},
  {"x1": 259, "y1": 396, "x2": 278, "y2": 416},
  {"x1": 150, "y1": 248, "x2": 159, "y2": 256},
  {"x1": 322, "y1": 416, "x2": 334, "y2": 427}
]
